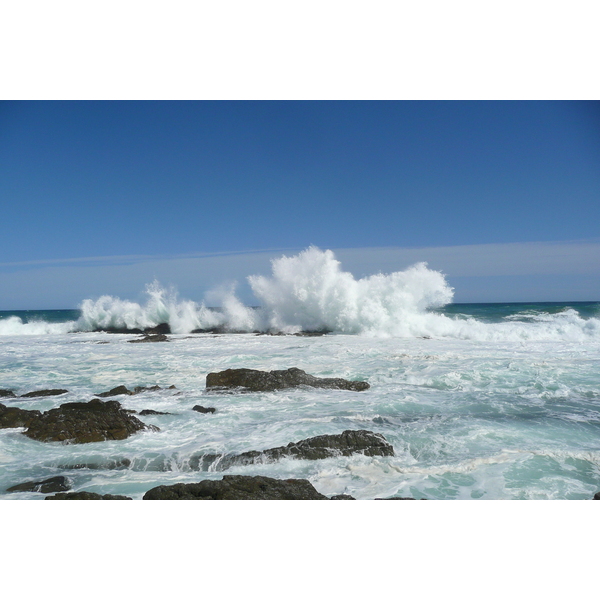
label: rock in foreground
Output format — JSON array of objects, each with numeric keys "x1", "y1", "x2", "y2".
[
  {"x1": 194, "y1": 429, "x2": 394, "y2": 471},
  {"x1": 206, "y1": 367, "x2": 369, "y2": 392},
  {"x1": 7, "y1": 476, "x2": 71, "y2": 494},
  {"x1": 0, "y1": 403, "x2": 42, "y2": 429},
  {"x1": 46, "y1": 491, "x2": 132, "y2": 500},
  {"x1": 23, "y1": 398, "x2": 157, "y2": 444},
  {"x1": 143, "y1": 475, "x2": 328, "y2": 500}
]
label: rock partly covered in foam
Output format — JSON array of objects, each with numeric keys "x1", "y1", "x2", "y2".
[
  {"x1": 0, "y1": 403, "x2": 42, "y2": 429},
  {"x1": 22, "y1": 398, "x2": 158, "y2": 444},
  {"x1": 192, "y1": 429, "x2": 394, "y2": 471},
  {"x1": 128, "y1": 334, "x2": 169, "y2": 343},
  {"x1": 46, "y1": 491, "x2": 132, "y2": 500},
  {"x1": 7, "y1": 476, "x2": 71, "y2": 494},
  {"x1": 0, "y1": 389, "x2": 16, "y2": 398},
  {"x1": 95, "y1": 384, "x2": 175, "y2": 398},
  {"x1": 143, "y1": 475, "x2": 329, "y2": 500},
  {"x1": 206, "y1": 367, "x2": 369, "y2": 392},
  {"x1": 93, "y1": 323, "x2": 171, "y2": 335}
]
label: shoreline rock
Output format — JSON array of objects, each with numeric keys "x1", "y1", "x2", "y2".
[
  {"x1": 92, "y1": 323, "x2": 171, "y2": 335},
  {"x1": 192, "y1": 405, "x2": 216, "y2": 414},
  {"x1": 20, "y1": 389, "x2": 68, "y2": 398},
  {"x1": 206, "y1": 367, "x2": 369, "y2": 392},
  {"x1": 22, "y1": 398, "x2": 158, "y2": 444},
  {"x1": 143, "y1": 475, "x2": 329, "y2": 500},
  {"x1": 0, "y1": 403, "x2": 42, "y2": 429},
  {"x1": 192, "y1": 429, "x2": 394, "y2": 471},
  {"x1": 46, "y1": 491, "x2": 132, "y2": 500},
  {"x1": 7, "y1": 476, "x2": 71, "y2": 494}
]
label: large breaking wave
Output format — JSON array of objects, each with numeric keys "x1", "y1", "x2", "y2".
[{"x1": 1, "y1": 247, "x2": 599, "y2": 341}]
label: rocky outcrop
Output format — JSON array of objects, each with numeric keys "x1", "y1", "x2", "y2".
[
  {"x1": 0, "y1": 403, "x2": 42, "y2": 429},
  {"x1": 191, "y1": 429, "x2": 394, "y2": 471},
  {"x1": 128, "y1": 334, "x2": 169, "y2": 343},
  {"x1": 594, "y1": 491, "x2": 600, "y2": 500},
  {"x1": 206, "y1": 367, "x2": 369, "y2": 392},
  {"x1": 0, "y1": 389, "x2": 16, "y2": 398},
  {"x1": 57, "y1": 458, "x2": 131, "y2": 470},
  {"x1": 192, "y1": 405, "x2": 216, "y2": 414},
  {"x1": 96, "y1": 384, "x2": 174, "y2": 398},
  {"x1": 93, "y1": 323, "x2": 171, "y2": 335},
  {"x1": 22, "y1": 398, "x2": 157, "y2": 444},
  {"x1": 46, "y1": 491, "x2": 132, "y2": 500},
  {"x1": 330, "y1": 494, "x2": 356, "y2": 500},
  {"x1": 20, "y1": 389, "x2": 68, "y2": 398},
  {"x1": 7, "y1": 476, "x2": 71, "y2": 494},
  {"x1": 143, "y1": 475, "x2": 329, "y2": 500},
  {"x1": 139, "y1": 409, "x2": 172, "y2": 416}
]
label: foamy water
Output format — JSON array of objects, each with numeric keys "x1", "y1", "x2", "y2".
[{"x1": 1, "y1": 247, "x2": 599, "y2": 499}]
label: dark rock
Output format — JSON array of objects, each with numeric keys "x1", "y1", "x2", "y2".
[
  {"x1": 330, "y1": 494, "x2": 356, "y2": 500},
  {"x1": 195, "y1": 429, "x2": 394, "y2": 471},
  {"x1": 206, "y1": 367, "x2": 369, "y2": 392},
  {"x1": 96, "y1": 385, "x2": 133, "y2": 397},
  {"x1": 143, "y1": 475, "x2": 328, "y2": 500},
  {"x1": 20, "y1": 389, "x2": 68, "y2": 398},
  {"x1": 191, "y1": 327, "x2": 252, "y2": 334},
  {"x1": 374, "y1": 497, "x2": 420, "y2": 500},
  {"x1": 594, "y1": 491, "x2": 600, "y2": 500},
  {"x1": 93, "y1": 323, "x2": 170, "y2": 335},
  {"x1": 23, "y1": 398, "x2": 158, "y2": 444},
  {"x1": 133, "y1": 385, "x2": 162, "y2": 393},
  {"x1": 139, "y1": 409, "x2": 172, "y2": 416},
  {"x1": 0, "y1": 403, "x2": 42, "y2": 429},
  {"x1": 128, "y1": 334, "x2": 169, "y2": 343},
  {"x1": 0, "y1": 389, "x2": 16, "y2": 398},
  {"x1": 7, "y1": 476, "x2": 71, "y2": 494},
  {"x1": 192, "y1": 405, "x2": 216, "y2": 414},
  {"x1": 293, "y1": 329, "x2": 332, "y2": 337},
  {"x1": 46, "y1": 491, "x2": 132, "y2": 500}
]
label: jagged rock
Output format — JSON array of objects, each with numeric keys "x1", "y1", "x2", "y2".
[
  {"x1": 7, "y1": 476, "x2": 71, "y2": 494},
  {"x1": 139, "y1": 409, "x2": 172, "y2": 416},
  {"x1": 206, "y1": 367, "x2": 369, "y2": 392},
  {"x1": 192, "y1": 429, "x2": 394, "y2": 471},
  {"x1": 22, "y1": 398, "x2": 158, "y2": 444},
  {"x1": 96, "y1": 385, "x2": 133, "y2": 397},
  {"x1": 128, "y1": 334, "x2": 169, "y2": 343},
  {"x1": 330, "y1": 494, "x2": 356, "y2": 500},
  {"x1": 143, "y1": 475, "x2": 328, "y2": 500},
  {"x1": 0, "y1": 403, "x2": 42, "y2": 429},
  {"x1": 0, "y1": 389, "x2": 16, "y2": 398},
  {"x1": 46, "y1": 491, "x2": 132, "y2": 500},
  {"x1": 20, "y1": 389, "x2": 68, "y2": 398},
  {"x1": 192, "y1": 405, "x2": 216, "y2": 414},
  {"x1": 93, "y1": 323, "x2": 171, "y2": 335}
]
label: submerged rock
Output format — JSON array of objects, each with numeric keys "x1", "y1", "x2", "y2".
[
  {"x1": 192, "y1": 405, "x2": 216, "y2": 414},
  {"x1": 0, "y1": 403, "x2": 42, "y2": 429},
  {"x1": 7, "y1": 476, "x2": 71, "y2": 494},
  {"x1": 20, "y1": 389, "x2": 68, "y2": 398},
  {"x1": 206, "y1": 367, "x2": 369, "y2": 392},
  {"x1": 46, "y1": 491, "x2": 132, "y2": 500},
  {"x1": 57, "y1": 458, "x2": 132, "y2": 470},
  {"x1": 193, "y1": 429, "x2": 394, "y2": 471},
  {"x1": 139, "y1": 409, "x2": 172, "y2": 416},
  {"x1": 96, "y1": 384, "x2": 174, "y2": 398},
  {"x1": 22, "y1": 398, "x2": 157, "y2": 444},
  {"x1": 143, "y1": 475, "x2": 328, "y2": 500}
]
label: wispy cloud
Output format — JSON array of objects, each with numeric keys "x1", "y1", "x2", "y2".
[{"x1": 1, "y1": 241, "x2": 599, "y2": 309}]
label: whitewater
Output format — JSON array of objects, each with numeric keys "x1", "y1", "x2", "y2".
[{"x1": 1, "y1": 247, "x2": 600, "y2": 499}]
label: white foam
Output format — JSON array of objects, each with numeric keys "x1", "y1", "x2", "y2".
[{"x1": 0, "y1": 316, "x2": 75, "y2": 335}]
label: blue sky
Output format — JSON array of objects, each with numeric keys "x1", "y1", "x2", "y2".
[{"x1": 1, "y1": 100, "x2": 599, "y2": 309}]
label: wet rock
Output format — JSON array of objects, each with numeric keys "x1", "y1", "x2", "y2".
[
  {"x1": 7, "y1": 476, "x2": 71, "y2": 494},
  {"x1": 133, "y1": 385, "x2": 162, "y2": 393},
  {"x1": 192, "y1": 405, "x2": 216, "y2": 414},
  {"x1": 23, "y1": 398, "x2": 158, "y2": 444},
  {"x1": 330, "y1": 494, "x2": 356, "y2": 500},
  {"x1": 195, "y1": 429, "x2": 394, "y2": 471},
  {"x1": 20, "y1": 389, "x2": 68, "y2": 398},
  {"x1": 96, "y1": 385, "x2": 133, "y2": 397},
  {"x1": 46, "y1": 491, "x2": 132, "y2": 500},
  {"x1": 57, "y1": 458, "x2": 131, "y2": 470},
  {"x1": 0, "y1": 389, "x2": 16, "y2": 398},
  {"x1": 0, "y1": 403, "x2": 42, "y2": 429},
  {"x1": 206, "y1": 367, "x2": 369, "y2": 392},
  {"x1": 293, "y1": 329, "x2": 332, "y2": 337},
  {"x1": 374, "y1": 497, "x2": 420, "y2": 500},
  {"x1": 594, "y1": 491, "x2": 600, "y2": 500},
  {"x1": 93, "y1": 323, "x2": 171, "y2": 335},
  {"x1": 143, "y1": 475, "x2": 328, "y2": 500},
  {"x1": 139, "y1": 409, "x2": 172, "y2": 416},
  {"x1": 128, "y1": 334, "x2": 169, "y2": 343}
]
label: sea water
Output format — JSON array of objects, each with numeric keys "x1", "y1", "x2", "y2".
[{"x1": 1, "y1": 247, "x2": 599, "y2": 500}]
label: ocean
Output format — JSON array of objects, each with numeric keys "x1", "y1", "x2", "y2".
[{"x1": 1, "y1": 247, "x2": 599, "y2": 500}]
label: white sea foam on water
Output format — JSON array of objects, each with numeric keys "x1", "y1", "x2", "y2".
[
  {"x1": 0, "y1": 316, "x2": 75, "y2": 336},
  {"x1": 43, "y1": 246, "x2": 597, "y2": 342}
]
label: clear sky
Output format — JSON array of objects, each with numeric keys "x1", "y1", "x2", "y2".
[{"x1": 1, "y1": 100, "x2": 599, "y2": 309}]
